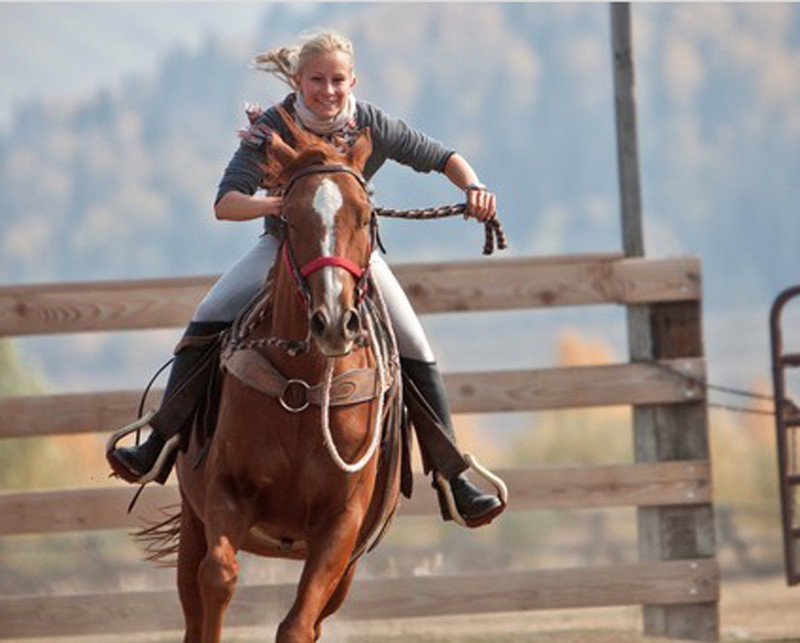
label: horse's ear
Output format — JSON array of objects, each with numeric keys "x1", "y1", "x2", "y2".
[
  {"x1": 349, "y1": 127, "x2": 372, "y2": 174},
  {"x1": 274, "y1": 104, "x2": 311, "y2": 148},
  {"x1": 268, "y1": 130, "x2": 298, "y2": 168}
]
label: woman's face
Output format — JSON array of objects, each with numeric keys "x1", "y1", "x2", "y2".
[{"x1": 295, "y1": 50, "x2": 356, "y2": 120}]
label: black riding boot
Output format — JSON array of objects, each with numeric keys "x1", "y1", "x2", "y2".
[
  {"x1": 107, "y1": 320, "x2": 230, "y2": 484},
  {"x1": 400, "y1": 357, "x2": 503, "y2": 526}
]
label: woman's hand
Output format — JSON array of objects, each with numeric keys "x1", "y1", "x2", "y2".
[
  {"x1": 465, "y1": 185, "x2": 497, "y2": 223},
  {"x1": 261, "y1": 195, "x2": 283, "y2": 218},
  {"x1": 443, "y1": 154, "x2": 497, "y2": 223}
]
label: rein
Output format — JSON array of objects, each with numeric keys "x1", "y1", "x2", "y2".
[
  {"x1": 374, "y1": 203, "x2": 508, "y2": 256},
  {"x1": 228, "y1": 165, "x2": 509, "y2": 359}
]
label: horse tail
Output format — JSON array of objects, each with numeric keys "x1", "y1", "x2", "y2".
[{"x1": 133, "y1": 504, "x2": 182, "y2": 567}]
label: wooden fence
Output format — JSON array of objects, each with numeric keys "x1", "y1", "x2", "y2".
[{"x1": 0, "y1": 253, "x2": 718, "y2": 641}]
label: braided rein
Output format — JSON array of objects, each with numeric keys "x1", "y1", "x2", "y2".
[
  {"x1": 373, "y1": 204, "x2": 508, "y2": 256},
  {"x1": 226, "y1": 202, "x2": 508, "y2": 358}
]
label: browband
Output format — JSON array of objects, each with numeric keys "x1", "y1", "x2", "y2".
[{"x1": 283, "y1": 164, "x2": 368, "y2": 198}]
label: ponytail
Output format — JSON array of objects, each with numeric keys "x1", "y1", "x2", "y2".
[{"x1": 252, "y1": 46, "x2": 300, "y2": 90}]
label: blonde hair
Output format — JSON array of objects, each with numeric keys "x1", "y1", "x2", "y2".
[{"x1": 252, "y1": 29, "x2": 355, "y2": 90}]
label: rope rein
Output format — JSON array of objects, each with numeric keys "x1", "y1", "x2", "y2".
[
  {"x1": 374, "y1": 203, "x2": 508, "y2": 256},
  {"x1": 224, "y1": 200, "x2": 510, "y2": 356},
  {"x1": 319, "y1": 300, "x2": 387, "y2": 473}
]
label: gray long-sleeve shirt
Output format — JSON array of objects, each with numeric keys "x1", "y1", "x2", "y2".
[{"x1": 215, "y1": 94, "x2": 455, "y2": 233}]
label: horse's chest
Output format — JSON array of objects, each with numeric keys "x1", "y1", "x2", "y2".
[{"x1": 235, "y1": 458, "x2": 353, "y2": 525}]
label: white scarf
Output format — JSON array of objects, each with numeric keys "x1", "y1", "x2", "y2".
[{"x1": 294, "y1": 92, "x2": 356, "y2": 135}]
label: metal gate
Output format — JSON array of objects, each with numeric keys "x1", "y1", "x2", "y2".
[{"x1": 770, "y1": 285, "x2": 800, "y2": 585}]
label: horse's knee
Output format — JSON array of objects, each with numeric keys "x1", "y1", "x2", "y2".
[{"x1": 198, "y1": 539, "x2": 239, "y2": 606}]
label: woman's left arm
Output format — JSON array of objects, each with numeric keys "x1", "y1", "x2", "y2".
[{"x1": 444, "y1": 153, "x2": 497, "y2": 223}]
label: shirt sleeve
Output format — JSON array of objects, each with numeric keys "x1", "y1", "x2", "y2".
[
  {"x1": 366, "y1": 102, "x2": 455, "y2": 174},
  {"x1": 214, "y1": 144, "x2": 266, "y2": 205},
  {"x1": 214, "y1": 109, "x2": 285, "y2": 205}
]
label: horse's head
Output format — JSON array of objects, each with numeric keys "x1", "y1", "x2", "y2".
[{"x1": 267, "y1": 109, "x2": 374, "y2": 357}]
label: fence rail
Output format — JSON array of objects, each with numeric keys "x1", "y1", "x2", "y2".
[
  {"x1": 0, "y1": 560, "x2": 718, "y2": 639},
  {"x1": 0, "y1": 460, "x2": 711, "y2": 536},
  {"x1": 0, "y1": 255, "x2": 700, "y2": 335},
  {"x1": 0, "y1": 357, "x2": 704, "y2": 439}
]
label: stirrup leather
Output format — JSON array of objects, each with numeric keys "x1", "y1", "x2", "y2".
[
  {"x1": 105, "y1": 410, "x2": 181, "y2": 485},
  {"x1": 434, "y1": 453, "x2": 509, "y2": 528}
]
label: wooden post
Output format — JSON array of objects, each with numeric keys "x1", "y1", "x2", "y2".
[
  {"x1": 611, "y1": 3, "x2": 719, "y2": 640},
  {"x1": 611, "y1": 2, "x2": 644, "y2": 260}
]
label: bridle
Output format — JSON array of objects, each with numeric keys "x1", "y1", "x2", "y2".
[{"x1": 280, "y1": 164, "x2": 377, "y2": 310}]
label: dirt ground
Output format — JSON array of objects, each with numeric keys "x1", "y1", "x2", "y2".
[
  {"x1": 7, "y1": 574, "x2": 799, "y2": 643},
  {"x1": 329, "y1": 573, "x2": 800, "y2": 642}
]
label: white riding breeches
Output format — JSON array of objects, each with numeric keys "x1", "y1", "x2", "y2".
[{"x1": 192, "y1": 234, "x2": 436, "y2": 363}]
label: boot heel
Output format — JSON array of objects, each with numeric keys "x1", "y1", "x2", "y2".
[{"x1": 433, "y1": 480, "x2": 454, "y2": 522}]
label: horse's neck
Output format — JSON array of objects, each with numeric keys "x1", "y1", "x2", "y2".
[{"x1": 269, "y1": 268, "x2": 307, "y2": 338}]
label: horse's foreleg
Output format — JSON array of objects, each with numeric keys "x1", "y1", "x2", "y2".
[
  {"x1": 314, "y1": 561, "x2": 358, "y2": 641},
  {"x1": 277, "y1": 512, "x2": 362, "y2": 643},
  {"x1": 177, "y1": 499, "x2": 206, "y2": 643},
  {"x1": 198, "y1": 488, "x2": 251, "y2": 643}
]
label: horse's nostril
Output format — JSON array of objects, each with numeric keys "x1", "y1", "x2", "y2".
[
  {"x1": 344, "y1": 309, "x2": 361, "y2": 337},
  {"x1": 310, "y1": 310, "x2": 328, "y2": 337}
]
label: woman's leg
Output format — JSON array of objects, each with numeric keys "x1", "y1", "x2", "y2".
[
  {"x1": 190, "y1": 234, "x2": 281, "y2": 324},
  {"x1": 370, "y1": 253, "x2": 502, "y2": 524},
  {"x1": 107, "y1": 235, "x2": 280, "y2": 484}
]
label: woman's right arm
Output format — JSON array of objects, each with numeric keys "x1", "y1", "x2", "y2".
[
  {"x1": 215, "y1": 110, "x2": 284, "y2": 222},
  {"x1": 214, "y1": 191, "x2": 282, "y2": 221}
]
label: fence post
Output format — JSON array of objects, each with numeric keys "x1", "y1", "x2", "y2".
[
  {"x1": 611, "y1": 3, "x2": 719, "y2": 639},
  {"x1": 633, "y1": 303, "x2": 718, "y2": 640}
]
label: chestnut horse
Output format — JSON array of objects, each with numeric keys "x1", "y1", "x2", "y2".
[{"x1": 166, "y1": 115, "x2": 403, "y2": 642}]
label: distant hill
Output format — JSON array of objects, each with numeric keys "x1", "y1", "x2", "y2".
[{"x1": 2, "y1": 3, "x2": 799, "y2": 308}]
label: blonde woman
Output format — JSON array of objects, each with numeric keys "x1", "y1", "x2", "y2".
[{"x1": 108, "y1": 30, "x2": 503, "y2": 528}]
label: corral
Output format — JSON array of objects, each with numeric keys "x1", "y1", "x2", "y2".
[
  {"x1": 0, "y1": 251, "x2": 718, "y2": 641},
  {"x1": 0, "y1": 5, "x2": 725, "y2": 641}
]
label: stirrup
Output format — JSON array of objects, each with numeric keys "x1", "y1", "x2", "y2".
[
  {"x1": 105, "y1": 410, "x2": 180, "y2": 485},
  {"x1": 434, "y1": 453, "x2": 509, "y2": 528}
]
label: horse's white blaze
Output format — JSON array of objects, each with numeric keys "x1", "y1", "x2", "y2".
[{"x1": 312, "y1": 179, "x2": 345, "y2": 315}]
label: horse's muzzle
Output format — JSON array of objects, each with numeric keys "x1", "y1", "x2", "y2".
[{"x1": 310, "y1": 305, "x2": 363, "y2": 356}]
